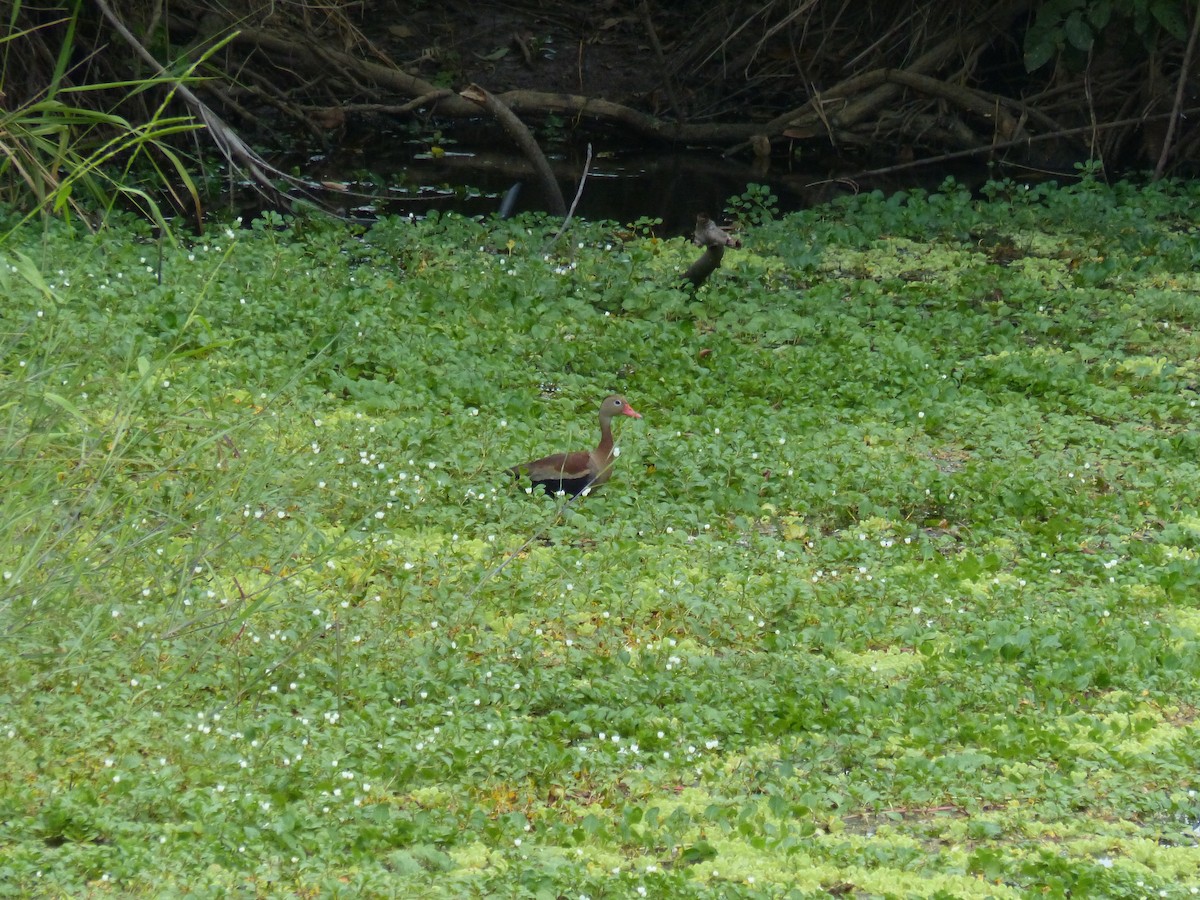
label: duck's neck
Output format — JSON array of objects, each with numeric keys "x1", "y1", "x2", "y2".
[{"x1": 596, "y1": 412, "x2": 614, "y2": 458}]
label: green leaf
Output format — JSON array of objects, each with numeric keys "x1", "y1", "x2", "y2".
[
  {"x1": 1150, "y1": 0, "x2": 1189, "y2": 39},
  {"x1": 1088, "y1": 0, "x2": 1113, "y2": 30},
  {"x1": 679, "y1": 840, "x2": 718, "y2": 865},
  {"x1": 1023, "y1": 36, "x2": 1057, "y2": 72},
  {"x1": 1063, "y1": 11, "x2": 1094, "y2": 50}
]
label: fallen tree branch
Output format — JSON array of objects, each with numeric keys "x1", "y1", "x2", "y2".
[
  {"x1": 231, "y1": 25, "x2": 482, "y2": 116},
  {"x1": 193, "y1": 22, "x2": 757, "y2": 143},
  {"x1": 331, "y1": 91, "x2": 454, "y2": 117},
  {"x1": 460, "y1": 83, "x2": 566, "y2": 216},
  {"x1": 880, "y1": 69, "x2": 1066, "y2": 141},
  {"x1": 743, "y1": 0, "x2": 1037, "y2": 154}
]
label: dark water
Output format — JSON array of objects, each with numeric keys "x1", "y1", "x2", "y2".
[{"x1": 292, "y1": 124, "x2": 1006, "y2": 235}]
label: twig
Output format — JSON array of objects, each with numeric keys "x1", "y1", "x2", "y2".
[
  {"x1": 330, "y1": 91, "x2": 453, "y2": 117},
  {"x1": 1083, "y1": 47, "x2": 1100, "y2": 165},
  {"x1": 548, "y1": 143, "x2": 592, "y2": 246},
  {"x1": 1155, "y1": 0, "x2": 1200, "y2": 178}
]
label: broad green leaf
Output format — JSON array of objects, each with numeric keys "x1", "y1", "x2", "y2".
[
  {"x1": 1150, "y1": 0, "x2": 1189, "y2": 39},
  {"x1": 1023, "y1": 36, "x2": 1057, "y2": 72},
  {"x1": 1063, "y1": 10, "x2": 1094, "y2": 50}
]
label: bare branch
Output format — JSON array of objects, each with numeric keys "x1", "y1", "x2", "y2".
[{"x1": 460, "y1": 83, "x2": 567, "y2": 216}]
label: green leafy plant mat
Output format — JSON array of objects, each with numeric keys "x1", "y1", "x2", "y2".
[{"x1": 1, "y1": 176, "x2": 1198, "y2": 897}]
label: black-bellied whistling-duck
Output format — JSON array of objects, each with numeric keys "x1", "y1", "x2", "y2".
[{"x1": 508, "y1": 395, "x2": 642, "y2": 497}]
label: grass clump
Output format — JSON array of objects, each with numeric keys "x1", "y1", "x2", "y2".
[{"x1": 0, "y1": 177, "x2": 1198, "y2": 896}]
